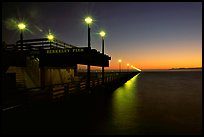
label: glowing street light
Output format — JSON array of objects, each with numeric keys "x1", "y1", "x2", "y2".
[
  {"x1": 85, "y1": 16, "x2": 93, "y2": 49},
  {"x1": 127, "y1": 63, "x2": 130, "y2": 72},
  {"x1": 85, "y1": 16, "x2": 93, "y2": 90},
  {"x1": 118, "y1": 59, "x2": 122, "y2": 73},
  {"x1": 47, "y1": 33, "x2": 54, "y2": 48},
  {"x1": 99, "y1": 31, "x2": 106, "y2": 84},
  {"x1": 99, "y1": 31, "x2": 106, "y2": 37},
  {"x1": 85, "y1": 17, "x2": 93, "y2": 24},
  {"x1": 17, "y1": 22, "x2": 26, "y2": 50},
  {"x1": 18, "y1": 23, "x2": 26, "y2": 30},
  {"x1": 47, "y1": 33, "x2": 54, "y2": 40}
]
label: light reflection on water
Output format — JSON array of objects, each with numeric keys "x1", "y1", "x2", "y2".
[
  {"x1": 100, "y1": 71, "x2": 202, "y2": 135},
  {"x1": 105, "y1": 73, "x2": 141, "y2": 134}
]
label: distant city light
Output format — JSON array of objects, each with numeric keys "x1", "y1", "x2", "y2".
[{"x1": 118, "y1": 59, "x2": 122, "y2": 63}]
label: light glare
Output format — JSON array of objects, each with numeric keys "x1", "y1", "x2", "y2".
[
  {"x1": 131, "y1": 66, "x2": 142, "y2": 71},
  {"x1": 47, "y1": 33, "x2": 54, "y2": 40},
  {"x1": 18, "y1": 23, "x2": 26, "y2": 30},
  {"x1": 85, "y1": 17, "x2": 93, "y2": 24},
  {"x1": 100, "y1": 31, "x2": 106, "y2": 37}
]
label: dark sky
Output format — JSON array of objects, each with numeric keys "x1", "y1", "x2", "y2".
[{"x1": 2, "y1": 2, "x2": 202, "y2": 70}]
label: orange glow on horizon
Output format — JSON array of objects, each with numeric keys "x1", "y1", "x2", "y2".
[
  {"x1": 104, "y1": 40, "x2": 202, "y2": 70},
  {"x1": 77, "y1": 40, "x2": 202, "y2": 71},
  {"x1": 105, "y1": 56, "x2": 202, "y2": 70}
]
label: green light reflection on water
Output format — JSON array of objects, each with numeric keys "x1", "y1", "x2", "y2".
[{"x1": 110, "y1": 73, "x2": 141, "y2": 132}]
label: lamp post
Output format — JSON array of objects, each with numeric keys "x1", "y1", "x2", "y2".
[
  {"x1": 85, "y1": 17, "x2": 93, "y2": 90},
  {"x1": 99, "y1": 31, "x2": 106, "y2": 85},
  {"x1": 118, "y1": 59, "x2": 122, "y2": 73},
  {"x1": 17, "y1": 23, "x2": 26, "y2": 50}
]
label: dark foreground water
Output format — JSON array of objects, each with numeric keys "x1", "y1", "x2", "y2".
[{"x1": 2, "y1": 71, "x2": 202, "y2": 135}]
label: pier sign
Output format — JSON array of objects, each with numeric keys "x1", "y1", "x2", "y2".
[{"x1": 46, "y1": 48, "x2": 88, "y2": 54}]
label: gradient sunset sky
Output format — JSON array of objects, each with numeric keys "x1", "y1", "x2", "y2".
[{"x1": 2, "y1": 2, "x2": 202, "y2": 70}]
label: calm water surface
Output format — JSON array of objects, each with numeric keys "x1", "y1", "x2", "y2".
[
  {"x1": 3, "y1": 71, "x2": 202, "y2": 135},
  {"x1": 100, "y1": 71, "x2": 202, "y2": 135}
]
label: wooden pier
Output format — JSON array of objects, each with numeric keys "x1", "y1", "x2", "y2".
[
  {"x1": 2, "y1": 38, "x2": 140, "y2": 109},
  {"x1": 21, "y1": 72, "x2": 139, "y2": 104}
]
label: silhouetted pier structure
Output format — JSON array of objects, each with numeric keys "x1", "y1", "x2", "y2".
[
  {"x1": 2, "y1": 38, "x2": 139, "y2": 107},
  {"x1": 3, "y1": 38, "x2": 111, "y2": 71}
]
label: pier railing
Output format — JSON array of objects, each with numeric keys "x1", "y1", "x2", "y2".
[{"x1": 21, "y1": 72, "x2": 138, "y2": 102}]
